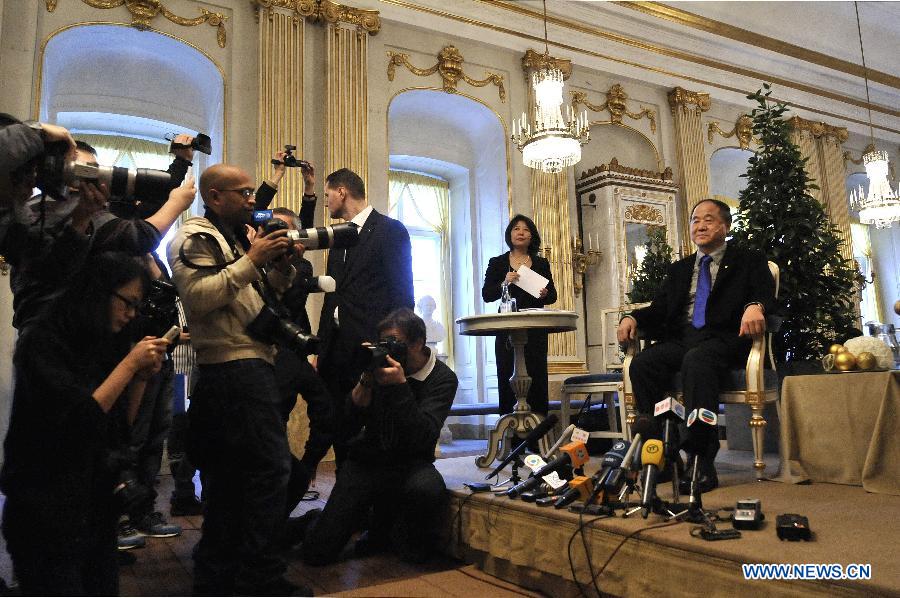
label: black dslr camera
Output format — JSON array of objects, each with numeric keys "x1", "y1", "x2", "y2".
[
  {"x1": 356, "y1": 336, "x2": 408, "y2": 372},
  {"x1": 252, "y1": 210, "x2": 360, "y2": 252},
  {"x1": 35, "y1": 140, "x2": 173, "y2": 203},
  {"x1": 138, "y1": 279, "x2": 179, "y2": 338},
  {"x1": 271, "y1": 145, "x2": 310, "y2": 169},
  {"x1": 247, "y1": 304, "x2": 320, "y2": 357}
]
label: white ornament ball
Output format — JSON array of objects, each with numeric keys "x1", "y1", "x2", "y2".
[{"x1": 843, "y1": 336, "x2": 894, "y2": 370}]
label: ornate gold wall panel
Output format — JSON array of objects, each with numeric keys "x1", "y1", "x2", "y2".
[
  {"x1": 521, "y1": 51, "x2": 581, "y2": 372},
  {"x1": 387, "y1": 45, "x2": 506, "y2": 102},
  {"x1": 788, "y1": 117, "x2": 853, "y2": 264},
  {"x1": 325, "y1": 21, "x2": 370, "y2": 214},
  {"x1": 256, "y1": 8, "x2": 305, "y2": 215},
  {"x1": 46, "y1": 0, "x2": 229, "y2": 47},
  {"x1": 668, "y1": 86, "x2": 711, "y2": 252},
  {"x1": 707, "y1": 114, "x2": 753, "y2": 150},
  {"x1": 572, "y1": 85, "x2": 656, "y2": 133}
]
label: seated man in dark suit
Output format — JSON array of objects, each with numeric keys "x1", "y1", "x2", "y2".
[{"x1": 617, "y1": 199, "x2": 775, "y2": 492}]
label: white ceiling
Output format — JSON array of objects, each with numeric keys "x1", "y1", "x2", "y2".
[{"x1": 367, "y1": 0, "x2": 900, "y2": 144}]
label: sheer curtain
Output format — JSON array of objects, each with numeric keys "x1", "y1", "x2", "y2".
[
  {"x1": 75, "y1": 134, "x2": 171, "y2": 170},
  {"x1": 389, "y1": 170, "x2": 453, "y2": 361}
]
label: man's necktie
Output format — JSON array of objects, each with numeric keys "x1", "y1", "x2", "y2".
[{"x1": 692, "y1": 254, "x2": 712, "y2": 329}]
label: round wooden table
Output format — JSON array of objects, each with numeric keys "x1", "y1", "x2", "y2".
[{"x1": 456, "y1": 310, "x2": 578, "y2": 468}]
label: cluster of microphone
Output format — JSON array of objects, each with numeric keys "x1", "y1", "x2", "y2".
[{"x1": 483, "y1": 397, "x2": 722, "y2": 519}]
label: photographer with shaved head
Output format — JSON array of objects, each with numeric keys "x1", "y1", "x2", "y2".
[{"x1": 167, "y1": 163, "x2": 308, "y2": 596}]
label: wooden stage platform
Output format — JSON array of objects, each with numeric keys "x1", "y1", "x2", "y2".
[{"x1": 435, "y1": 454, "x2": 900, "y2": 597}]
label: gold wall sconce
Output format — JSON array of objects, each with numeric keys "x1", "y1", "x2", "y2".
[{"x1": 572, "y1": 235, "x2": 600, "y2": 296}]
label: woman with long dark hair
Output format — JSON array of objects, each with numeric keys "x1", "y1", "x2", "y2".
[
  {"x1": 482, "y1": 215, "x2": 557, "y2": 415},
  {"x1": 1, "y1": 252, "x2": 168, "y2": 595}
]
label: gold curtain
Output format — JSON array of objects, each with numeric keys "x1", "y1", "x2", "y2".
[{"x1": 388, "y1": 170, "x2": 454, "y2": 363}]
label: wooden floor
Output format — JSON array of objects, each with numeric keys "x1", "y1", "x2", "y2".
[{"x1": 0, "y1": 459, "x2": 539, "y2": 597}]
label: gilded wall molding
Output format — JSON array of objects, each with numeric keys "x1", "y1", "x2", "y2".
[
  {"x1": 624, "y1": 204, "x2": 664, "y2": 224},
  {"x1": 252, "y1": 0, "x2": 379, "y2": 33},
  {"x1": 46, "y1": 1, "x2": 229, "y2": 47},
  {"x1": 383, "y1": 0, "x2": 900, "y2": 132},
  {"x1": 572, "y1": 85, "x2": 656, "y2": 133},
  {"x1": 707, "y1": 114, "x2": 754, "y2": 149},
  {"x1": 580, "y1": 157, "x2": 673, "y2": 182},
  {"x1": 668, "y1": 86, "x2": 711, "y2": 115},
  {"x1": 521, "y1": 49, "x2": 571, "y2": 79},
  {"x1": 787, "y1": 115, "x2": 848, "y2": 144},
  {"x1": 387, "y1": 45, "x2": 506, "y2": 102}
]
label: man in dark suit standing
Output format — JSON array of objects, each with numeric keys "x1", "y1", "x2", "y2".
[
  {"x1": 617, "y1": 199, "x2": 775, "y2": 492},
  {"x1": 317, "y1": 168, "x2": 414, "y2": 464}
]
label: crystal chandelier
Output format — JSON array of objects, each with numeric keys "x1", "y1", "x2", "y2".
[
  {"x1": 848, "y1": 2, "x2": 900, "y2": 229},
  {"x1": 511, "y1": 0, "x2": 589, "y2": 174}
]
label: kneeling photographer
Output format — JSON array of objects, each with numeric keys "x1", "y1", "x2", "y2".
[{"x1": 301, "y1": 308, "x2": 458, "y2": 566}]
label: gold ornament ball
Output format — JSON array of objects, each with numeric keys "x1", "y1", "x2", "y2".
[
  {"x1": 894, "y1": 299, "x2": 900, "y2": 316},
  {"x1": 856, "y1": 352, "x2": 877, "y2": 370},
  {"x1": 828, "y1": 344, "x2": 845, "y2": 355},
  {"x1": 834, "y1": 351, "x2": 857, "y2": 371}
]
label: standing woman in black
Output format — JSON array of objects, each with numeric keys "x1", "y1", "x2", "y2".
[
  {"x1": 482, "y1": 215, "x2": 557, "y2": 415},
  {"x1": 0, "y1": 252, "x2": 168, "y2": 595}
]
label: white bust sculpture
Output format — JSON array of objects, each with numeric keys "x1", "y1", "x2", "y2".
[{"x1": 416, "y1": 295, "x2": 446, "y2": 350}]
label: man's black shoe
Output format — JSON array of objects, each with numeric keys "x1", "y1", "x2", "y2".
[
  {"x1": 679, "y1": 461, "x2": 719, "y2": 494},
  {"x1": 281, "y1": 508, "x2": 322, "y2": 548},
  {"x1": 170, "y1": 495, "x2": 204, "y2": 517},
  {"x1": 353, "y1": 529, "x2": 391, "y2": 558}
]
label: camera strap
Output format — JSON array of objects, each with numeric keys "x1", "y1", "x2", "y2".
[{"x1": 177, "y1": 230, "x2": 291, "y2": 317}]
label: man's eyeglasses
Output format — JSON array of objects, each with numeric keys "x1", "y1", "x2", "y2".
[
  {"x1": 221, "y1": 188, "x2": 257, "y2": 199},
  {"x1": 112, "y1": 291, "x2": 142, "y2": 313}
]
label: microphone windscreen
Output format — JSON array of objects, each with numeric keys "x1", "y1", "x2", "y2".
[
  {"x1": 560, "y1": 441, "x2": 590, "y2": 467},
  {"x1": 631, "y1": 414, "x2": 656, "y2": 440},
  {"x1": 640, "y1": 439, "x2": 665, "y2": 468}
]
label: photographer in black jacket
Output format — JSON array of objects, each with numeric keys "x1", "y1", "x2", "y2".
[{"x1": 301, "y1": 308, "x2": 457, "y2": 565}]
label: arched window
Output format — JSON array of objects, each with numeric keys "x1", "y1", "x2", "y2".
[{"x1": 389, "y1": 170, "x2": 450, "y2": 356}]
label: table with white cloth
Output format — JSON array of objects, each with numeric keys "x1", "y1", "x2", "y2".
[{"x1": 778, "y1": 370, "x2": 900, "y2": 495}]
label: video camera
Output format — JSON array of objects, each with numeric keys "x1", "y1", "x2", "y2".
[
  {"x1": 166, "y1": 132, "x2": 212, "y2": 155},
  {"x1": 139, "y1": 279, "x2": 179, "y2": 338},
  {"x1": 271, "y1": 145, "x2": 310, "y2": 169},
  {"x1": 355, "y1": 336, "x2": 408, "y2": 372},
  {"x1": 35, "y1": 140, "x2": 172, "y2": 204},
  {"x1": 252, "y1": 210, "x2": 359, "y2": 252}
]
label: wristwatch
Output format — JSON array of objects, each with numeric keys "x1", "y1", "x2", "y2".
[{"x1": 359, "y1": 372, "x2": 373, "y2": 388}]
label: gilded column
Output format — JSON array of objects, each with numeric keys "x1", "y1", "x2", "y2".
[
  {"x1": 323, "y1": 2, "x2": 380, "y2": 217},
  {"x1": 254, "y1": 3, "x2": 306, "y2": 214},
  {"x1": 788, "y1": 116, "x2": 853, "y2": 263},
  {"x1": 522, "y1": 51, "x2": 581, "y2": 373},
  {"x1": 668, "y1": 87, "x2": 711, "y2": 253}
]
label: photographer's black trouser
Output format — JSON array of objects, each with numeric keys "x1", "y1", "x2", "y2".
[
  {"x1": 301, "y1": 459, "x2": 447, "y2": 566},
  {"x1": 3, "y1": 491, "x2": 119, "y2": 595},
  {"x1": 188, "y1": 359, "x2": 290, "y2": 595},
  {"x1": 274, "y1": 348, "x2": 335, "y2": 515},
  {"x1": 128, "y1": 360, "x2": 174, "y2": 519}
]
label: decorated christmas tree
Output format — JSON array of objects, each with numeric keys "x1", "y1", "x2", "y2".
[
  {"x1": 627, "y1": 225, "x2": 674, "y2": 304},
  {"x1": 730, "y1": 85, "x2": 860, "y2": 363}
]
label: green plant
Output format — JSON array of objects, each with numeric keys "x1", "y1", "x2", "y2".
[
  {"x1": 730, "y1": 85, "x2": 860, "y2": 363},
  {"x1": 627, "y1": 225, "x2": 674, "y2": 304}
]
